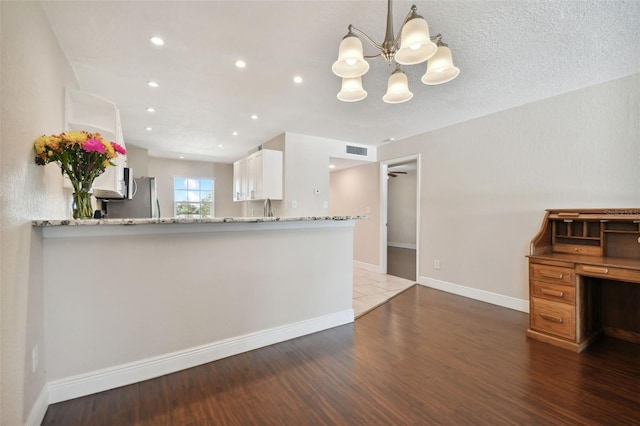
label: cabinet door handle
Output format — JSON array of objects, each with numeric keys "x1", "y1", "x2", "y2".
[
  {"x1": 540, "y1": 288, "x2": 564, "y2": 298},
  {"x1": 581, "y1": 266, "x2": 609, "y2": 274},
  {"x1": 539, "y1": 313, "x2": 563, "y2": 323},
  {"x1": 539, "y1": 270, "x2": 564, "y2": 280}
]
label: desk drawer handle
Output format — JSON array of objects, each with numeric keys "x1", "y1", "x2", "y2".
[
  {"x1": 540, "y1": 288, "x2": 564, "y2": 298},
  {"x1": 539, "y1": 270, "x2": 564, "y2": 280},
  {"x1": 539, "y1": 313, "x2": 563, "y2": 324},
  {"x1": 581, "y1": 266, "x2": 609, "y2": 274}
]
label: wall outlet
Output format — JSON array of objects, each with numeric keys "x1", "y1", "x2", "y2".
[
  {"x1": 323, "y1": 201, "x2": 328, "y2": 209},
  {"x1": 32, "y1": 344, "x2": 39, "y2": 373},
  {"x1": 292, "y1": 200, "x2": 297, "y2": 209},
  {"x1": 434, "y1": 259, "x2": 440, "y2": 270},
  {"x1": 365, "y1": 206, "x2": 372, "y2": 214}
]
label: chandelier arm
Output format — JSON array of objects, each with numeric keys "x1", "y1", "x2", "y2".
[
  {"x1": 349, "y1": 25, "x2": 385, "y2": 52},
  {"x1": 364, "y1": 53, "x2": 382, "y2": 60}
]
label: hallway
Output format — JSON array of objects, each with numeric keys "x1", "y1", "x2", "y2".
[{"x1": 386, "y1": 246, "x2": 416, "y2": 281}]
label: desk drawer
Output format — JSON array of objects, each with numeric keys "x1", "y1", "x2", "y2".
[
  {"x1": 530, "y1": 264, "x2": 574, "y2": 286},
  {"x1": 576, "y1": 264, "x2": 640, "y2": 284},
  {"x1": 531, "y1": 281, "x2": 576, "y2": 305},
  {"x1": 553, "y1": 243, "x2": 602, "y2": 257},
  {"x1": 531, "y1": 297, "x2": 576, "y2": 340}
]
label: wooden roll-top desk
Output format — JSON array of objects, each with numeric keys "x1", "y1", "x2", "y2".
[{"x1": 527, "y1": 209, "x2": 640, "y2": 352}]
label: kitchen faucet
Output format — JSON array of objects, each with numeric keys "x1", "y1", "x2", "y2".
[{"x1": 264, "y1": 198, "x2": 273, "y2": 217}]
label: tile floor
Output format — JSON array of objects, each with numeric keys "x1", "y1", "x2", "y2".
[{"x1": 352, "y1": 267, "x2": 416, "y2": 318}]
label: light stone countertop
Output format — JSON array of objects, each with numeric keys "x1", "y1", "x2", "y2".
[{"x1": 33, "y1": 216, "x2": 365, "y2": 227}]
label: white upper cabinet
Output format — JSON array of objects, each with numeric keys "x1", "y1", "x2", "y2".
[
  {"x1": 64, "y1": 88, "x2": 128, "y2": 199},
  {"x1": 233, "y1": 158, "x2": 248, "y2": 202},
  {"x1": 234, "y1": 149, "x2": 283, "y2": 201}
]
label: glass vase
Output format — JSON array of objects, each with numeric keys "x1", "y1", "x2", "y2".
[{"x1": 72, "y1": 188, "x2": 94, "y2": 219}]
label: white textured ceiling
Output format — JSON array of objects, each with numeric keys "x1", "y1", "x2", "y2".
[{"x1": 42, "y1": 1, "x2": 640, "y2": 163}]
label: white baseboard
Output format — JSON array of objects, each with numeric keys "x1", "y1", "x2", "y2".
[
  {"x1": 387, "y1": 242, "x2": 416, "y2": 250},
  {"x1": 48, "y1": 309, "x2": 354, "y2": 404},
  {"x1": 353, "y1": 260, "x2": 384, "y2": 274},
  {"x1": 25, "y1": 385, "x2": 49, "y2": 426},
  {"x1": 419, "y1": 276, "x2": 529, "y2": 313}
]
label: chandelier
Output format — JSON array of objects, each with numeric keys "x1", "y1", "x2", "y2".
[{"x1": 332, "y1": 0, "x2": 460, "y2": 104}]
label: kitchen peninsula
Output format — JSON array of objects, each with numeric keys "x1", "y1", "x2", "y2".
[{"x1": 33, "y1": 216, "x2": 359, "y2": 403}]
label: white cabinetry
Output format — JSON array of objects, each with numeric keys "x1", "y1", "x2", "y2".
[
  {"x1": 250, "y1": 150, "x2": 283, "y2": 200},
  {"x1": 64, "y1": 88, "x2": 128, "y2": 199},
  {"x1": 233, "y1": 149, "x2": 282, "y2": 201},
  {"x1": 233, "y1": 158, "x2": 248, "y2": 202}
]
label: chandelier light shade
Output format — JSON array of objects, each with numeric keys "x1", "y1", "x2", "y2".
[
  {"x1": 421, "y1": 41, "x2": 460, "y2": 85},
  {"x1": 332, "y1": 0, "x2": 459, "y2": 103},
  {"x1": 337, "y1": 77, "x2": 368, "y2": 102},
  {"x1": 331, "y1": 34, "x2": 370, "y2": 78},
  {"x1": 395, "y1": 15, "x2": 437, "y2": 65},
  {"x1": 382, "y1": 68, "x2": 413, "y2": 104}
]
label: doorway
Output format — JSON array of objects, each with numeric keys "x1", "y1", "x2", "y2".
[{"x1": 380, "y1": 155, "x2": 420, "y2": 281}]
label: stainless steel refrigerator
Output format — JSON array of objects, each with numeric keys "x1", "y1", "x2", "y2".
[{"x1": 105, "y1": 177, "x2": 160, "y2": 218}]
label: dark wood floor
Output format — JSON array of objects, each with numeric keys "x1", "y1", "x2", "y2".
[
  {"x1": 42, "y1": 286, "x2": 640, "y2": 425},
  {"x1": 387, "y1": 246, "x2": 416, "y2": 281}
]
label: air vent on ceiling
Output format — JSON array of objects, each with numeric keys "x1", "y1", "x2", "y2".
[
  {"x1": 346, "y1": 145, "x2": 368, "y2": 156},
  {"x1": 247, "y1": 144, "x2": 263, "y2": 155}
]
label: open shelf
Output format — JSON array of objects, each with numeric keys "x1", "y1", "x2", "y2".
[
  {"x1": 554, "y1": 236, "x2": 601, "y2": 241},
  {"x1": 553, "y1": 220, "x2": 602, "y2": 239},
  {"x1": 604, "y1": 222, "x2": 640, "y2": 234},
  {"x1": 604, "y1": 230, "x2": 640, "y2": 234},
  {"x1": 551, "y1": 219, "x2": 603, "y2": 256}
]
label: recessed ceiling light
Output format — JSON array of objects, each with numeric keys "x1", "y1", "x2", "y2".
[
  {"x1": 145, "y1": 107, "x2": 156, "y2": 112},
  {"x1": 150, "y1": 36, "x2": 164, "y2": 46},
  {"x1": 232, "y1": 131, "x2": 238, "y2": 136},
  {"x1": 293, "y1": 75, "x2": 303, "y2": 84},
  {"x1": 145, "y1": 127, "x2": 152, "y2": 131},
  {"x1": 147, "y1": 81, "x2": 159, "y2": 88},
  {"x1": 329, "y1": 164, "x2": 336, "y2": 169},
  {"x1": 218, "y1": 144, "x2": 224, "y2": 148},
  {"x1": 235, "y1": 60, "x2": 246, "y2": 69},
  {"x1": 179, "y1": 155, "x2": 185, "y2": 159},
  {"x1": 251, "y1": 114, "x2": 258, "y2": 120}
]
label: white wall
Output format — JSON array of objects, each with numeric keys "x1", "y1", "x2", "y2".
[
  {"x1": 283, "y1": 132, "x2": 375, "y2": 217},
  {"x1": 1, "y1": 2, "x2": 77, "y2": 424},
  {"x1": 124, "y1": 145, "x2": 150, "y2": 177},
  {"x1": 378, "y1": 73, "x2": 640, "y2": 307},
  {"x1": 387, "y1": 169, "x2": 417, "y2": 248},
  {"x1": 148, "y1": 157, "x2": 241, "y2": 218},
  {"x1": 330, "y1": 163, "x2": 381, "y2": 268}
]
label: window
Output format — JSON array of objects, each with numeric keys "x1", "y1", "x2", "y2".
[{"x1": 174, "y1": 177, "x2": 214, "y2": 218}]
